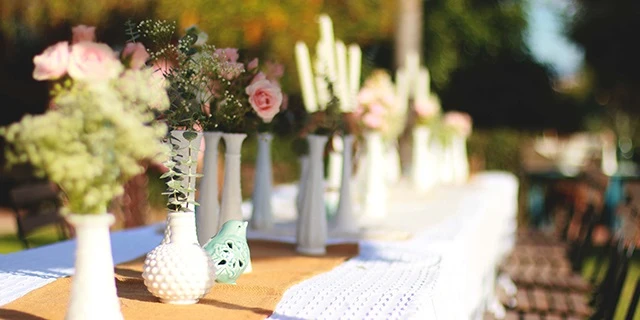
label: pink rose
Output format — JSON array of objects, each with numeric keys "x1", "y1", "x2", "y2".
[
  {"x1": 122, "y1": 42, "x2": 149, "y2": 69},
  {"x1": 444, "y1": 111, "x2": 472, "y2": 136},
  {"x1": 32, "y1": 41, "x2": 70, "y2": 81},
  {"x1": 67, "y1": 42, "x2": 123, "y2": 81},
  {"x1": 71, "y1": 25, "x2": 96, "y2": 43},
  {"x1": 363, "y1": 112, "x2": 384, "y2": 130},
  {"x1": 247, "y1": 58, "x2": 259, "y2": 70},
  {"x1": 357, "y1": 88, "x2": 376, "y2": 104},
  {"x1": 415, "y1": 98, "x2": 438, "y2": 119},
  {"x1": 245, "y1": 78, "x2": 283, "y2": 123},
  {"x1": 265, "y1": 61, "x2": 284, "y2": 81},
  {"x1": 369, "y1": 103, "x2": 386, "y2": 115},
  {"x1": 214, "y1": 48, "x2": 239, "y2": 63}
]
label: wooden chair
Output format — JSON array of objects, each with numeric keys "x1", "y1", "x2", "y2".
[{"x1": 10, "y1": 181, "x2": 68, "y2": 248}]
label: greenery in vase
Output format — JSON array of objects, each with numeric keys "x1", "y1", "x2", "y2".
[
  {"x1": 414, "y1": 94, "x2": 442, "y2": 128},
  {"x1": 0, "y1": 25, "x2": 169, "y2": 215},
  {"x1": 160, "y1": 130, "x2": 202, "y2": 212}
]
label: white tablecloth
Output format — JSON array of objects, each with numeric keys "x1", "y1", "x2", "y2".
[{"x1": 0, "y1": 171, "x2": 518, "y2": 320}]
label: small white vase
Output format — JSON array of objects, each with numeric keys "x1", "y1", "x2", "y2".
[
  {"x1": 361, "y1": 132, "x2": 388, "y2": 221},
  {"x1": 143, "y1": 211, "x2": 215, "y2": 304},
  {"x1": 297, "y1": 134, "x2": 328, "y2": 255},
  {"x1": 296, "y1": 155, "x2": 310, "y2": 217},
  {"x1": 219, "y1": 133, "x2": 247, "y2": 228},
  {"x1": 438, "y1": 139, "x2": 455, "y2": 185},
  {"x1": 250, "y1": 133, "x2": 274, "y2": 231},
  {"x1": 451, "y1": 135, "x2": 469, "y2": 184},
  {"x1": 332, "y1": 134, "x2": 358, "y2": 234},
  {"x1": 196, "y1": 131, "x2": 223, "y2": 245},
  {"x1": 385, "y1": 143, "x2": 402, "y2": 184},
  {"x1": 326, "y1": 135, "x2": 343, "y2": 215},
  {"x1": 412, "y1": 126, "x2": 432, "y2": 192},
  {"x1": 65, "y1": 213, "x2": 123, "y2": 320}
]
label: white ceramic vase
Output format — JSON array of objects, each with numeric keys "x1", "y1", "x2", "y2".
[
  {"x1": 332, "y1": 134, "x2": 358, "y2": 234},
  {"x1": 385, "y1": 143, "x2": 402, "y2": 184},
  {"x1": 296, "y1": 155, "x2": 310, "y2": 217},
  {"x1": 326, "y1": 135, "x2": 343, "y2": 216},
  {"x1": 451, "y1": 135, "x2": 469, "y2": 184},
  {"x1": 196, "y1": 131, "x2": 223, "y2": 245},
  {"x1": 143, "y1": 211, "x2": 215, "y2": 304},
  {"x1": 250, "y1": 132, "x2": 274, "y2": 230},
  {"x1": 361, "y1": 132, "x2": 388, "y2": 221},
  {"x1": 65, "y1": 213, "x2": 123, "y2": 320},
  {"x1": 438, "y1": 139, "x2": 455, "y2": 185},
  {"x1": 219, "y1": 133, "x2": 247, "y2": 228},
  {"x1": 412, "y1": 126, "x2": 434, "y2": 192},
  {"x1": 297, "y1": 134, "x2": 328, "y2": 255}
]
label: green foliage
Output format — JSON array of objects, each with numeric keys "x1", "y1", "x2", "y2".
[
  {"x1": 160, "y1": 131, "x2": 202, "y2": 212},
  {"x1": 467, "y1": 128, "x2": 528, "y2": 173}
]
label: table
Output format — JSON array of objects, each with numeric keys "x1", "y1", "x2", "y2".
[{"x1": 0, "y1": 171, "x2": 518, "y2": 320}]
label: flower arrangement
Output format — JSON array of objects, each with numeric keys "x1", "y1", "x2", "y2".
[
  {"x1": 0, "y1": 25, "x2": 168, "y2": 215},
  {"x1": 414, "y1": 95, "x2": 441, "y2": 127},
  {"x1": 354, "y1": 69, "x2": 400, "y2": 140},
  {"x1": 443, "y1": 111, "x2": 473, "y2": 137}
]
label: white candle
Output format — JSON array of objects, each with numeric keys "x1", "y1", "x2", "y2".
[
  {"x1": 314, "y1": 51, "x2": 330, "y2": 109},
  {"x1": 335, "y1": 40, "x2": 350, "y2": 111},
  {"x1": 348, "y1": 44, "x2": 362, "y2": 112},
  {"x1": 295, "y1": 42, "x2": 318, "y2": 113},
  {"x1": 318, "y1": 14, "x2": 337, "y2": 82},
  {"x1": 405, "y1": 51, "x2": 420, "y2": 98}
]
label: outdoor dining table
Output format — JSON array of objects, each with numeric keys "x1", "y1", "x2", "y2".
[{"x1": 0, "y1": 171, "x2": 518, "y2": 320}]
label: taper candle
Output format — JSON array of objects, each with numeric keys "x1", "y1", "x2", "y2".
[
  {"x1": 335, "y1": 40, "x2": 350, "y2": 111},
  {"x1": 295, "y1": 42, "x2": 318, "y2": 113},
  {"x1": 318, "y1": 14, "x2": 337, "y2": 81},
  {"x1": 348, "y1": 44, "x2": 362, "y2": 112}
]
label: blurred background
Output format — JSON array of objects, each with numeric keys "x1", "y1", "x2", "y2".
[{"x1": 1, "y1": 0, "x2": 639, "y2": 253}]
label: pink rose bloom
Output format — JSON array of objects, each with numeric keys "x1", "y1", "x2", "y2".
[
  {"x1": 369, "y1": 103, "x2": 387, "y2": 115},
  {"x1": 247, "y1": 58, "x2": 259, "y2": 70},
  {"x1": 357, "y1": 88, "x2": 376, "y2": 104},
  {"x1": 32, "y1": 41, "x2": 70, "y2": 81},
  {"x1": 246, "y1": 78, "x2": 283, "y2": 123},
  {"x1": 444, "y1": 111, "x2": 472, "y2": 137},
  {"x1": 382, "y1": 93, "x2": 396, "y2": 106},
  {"x1": 265, "y1": 61, "x2": 284, "y2": 81},
  {"x1": 122, "y1": 42, "x2": 149, "y2": 69},
  {"x1": 151, "y1": 59, "x2": 173, "y2": 88},
  {"x1": 415, "y1": 99, "x2": 438, "y2": 119},
  {"x1": 363, "y1": 112, "x2": 384, "y2": 130},
  {"x1": 354, "y1": 104, "x2": 365, "y2": 117},
  {"x1": 215, "y1": 48, "x2": 239, "y2": 63},
  {"x1": 67, "y1": 42, "x2": 123, "y2": 81},
  {"x1": 71, "y1": 25, "x2": 96, "y2": 43}
]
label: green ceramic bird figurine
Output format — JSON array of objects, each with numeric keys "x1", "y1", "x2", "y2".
[{"x1": 202, "y1": 220, "x2": 251, "y2": 284}]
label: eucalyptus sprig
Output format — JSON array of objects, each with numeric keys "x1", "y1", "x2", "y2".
[{"x1": 160, "y1": 131, "x2": 203, "y2": 212}]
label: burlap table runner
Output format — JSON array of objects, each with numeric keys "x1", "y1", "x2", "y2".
[{"x1": 0, "y1": 240, "x2": 358, "y2": 320}]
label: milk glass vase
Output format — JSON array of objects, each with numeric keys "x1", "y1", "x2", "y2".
[
  {"x1": 250, "y1": 132, "x2": 274, "y2": 230},
  {"x1": 361, "y1": 132, "x2": 388, "y2": 221},
  {"x1": 451, "y1": 134, "x2": 469, "y2": 184},
  {"x1": 331, "y1": 134, "x2": 358, "y2": 234},
  {"x1": 143, "y1": 211, "x2": 215, "y2": 304},
  {"x1": 219, "y1": 133, "x2": 247, "y2": 227},
  {"x1": 65, "y1": 213, "x2": 123, "y2": 320},
  {"x1": 297, "y1": 134, "x2": 329, "y2": 255},
  {"x1": 412, "y1": 126, "x2": 437, "y2": 192},
  {"x1": 196, "y1": 131, "x2": 222, "y2": 245}
]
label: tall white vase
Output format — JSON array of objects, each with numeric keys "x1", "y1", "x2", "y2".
[
  {"x1": 332, "y1": 134, "x2": 358, "y2": 234},
  {"x1": 143, "y1": 211, "x2": 215, "y2": 304},
  {"x1": 250, "y1": 133, "x2": 274, "y2": 230},
  {"x1": 326, "y1": 136, "x2": 343, "y2": 215},
  {"x1": 65, "y1": 213, "x2": 123, "y2": 320},
  {"x1": 219, "y1": 133, "x2": 247, "y2": 228},
  {"x1": 296, "y1": 155, "x2": 310, "y2": 216},
  {"x1": 297, "y1": 134, "x2": 328, "y2": 255},
  {"x1": 438, "y1": 139, "x2": 455, "y2": 185},
  {"x1": 361, "y1": 132, "x2": 388, "y2": 221},
  {"x1": 412, "y1": 126, "x2": 432, "y2": 192},
  {"x1": 385, "y1": 143, "x2": 402, "y2": 184},
  {"x1": 196, "y1": 131, "x2": 222, "y2": 245},
  {"x1": 452, "y1": 135, "x2": 469, "y2": 184}
]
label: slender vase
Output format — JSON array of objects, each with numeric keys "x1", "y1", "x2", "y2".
[
  {"x1": 65, "y1": 213, "x2": 123, "y2": 320},
  {"x1": 143, "y1": 211, "x2": 215, "y2": 304},
  {"x1": 332, "y1": 134, "x2": 358, "y2": 234},
  {"x1": 219, "y1": 133, "x2": 247, "y2": 228},
  {"x1": 297, "y1": 134, "x2": 328, "y2": 255},
  {"x1": 163, "y1": 130, "x2": 203, "y2": 245},
  {"x1": 326, "y1": 136, "x2": 343, "y2": 216},
  {"x1": 196, "y1": 131, "x2": 223, "y2": 245},
  {"x1": 295, "y1": 155, "x2": 310, "y2": 217},
  {"x1": 361, "y1": 132, "x2": 388, "y2": 221},
  {"x1": 439, "y1": 138, "x2": 455, "y2": 185},
  {"x1": 250, "y1": 132, "x2": 274, "y2": 230},
  {"x1": 385, "y1": 143, "x2": 402, "y2": 184},
  {"x1": 451, "y1": 135, "x2": 469, "y2": 184},
  {"x1": 412, "y1": 126, "x2": 431, "y2": 192}
]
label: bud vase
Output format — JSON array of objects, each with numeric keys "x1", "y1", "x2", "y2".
[
  {"x1": 326, "y1": 135, "x2": 343, "y2": 216},
  {"x1": 438, "y1": 139, "x2": 455, "y2": 185},
  {"x1": 331, "y1": 134, "x2": 358, "y2": 234},
  {"x1": 164, "y1": 130, "x2": 203, "y2": 245},
  {"x1": 296, "y1": 155, "x2": 310, "y2": 217},
  {"x1": 412, "y1": 126, "x2": 435, "y2": 192},
  {"x1": 219, "y1": 133, "x2": 247, "y2": 227},
  {"x1": 196, "y1": 131, "x2": 223, "y2": 245},
  {"x1": 451, "y1": 135, "x2": 469, "y2": 184},
  {"x1": 65, "y1": 213, "x2": 123, "y2": 320},
  {"x1": 297, "y1": 134, "x2": 329, "y2": 255},
  {"x1": 385, "y1": 143, "x2": 402, "y2": 184},
  {"x1": 361, "y1": 132, "x2": 388, "y2": 221},
  {"x1": 250, "y1": 132, "x2": 274, "y2": 230},
  {"x1": 143, "y1": 211, "x2": 215, "y2": 304}
]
